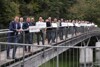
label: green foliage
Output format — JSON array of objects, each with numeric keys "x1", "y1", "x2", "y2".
[
  {"x1": 0, "y1": 0, "x2": 100, "y2": 28},
  {"x1": 69, "y1": 0, "x2": 100, "y2": 25},
  {"x1": 0, "y1": 0, "x2": 19, "y2": 28}
]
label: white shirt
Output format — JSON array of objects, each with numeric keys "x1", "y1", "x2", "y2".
[{"x1": 20, "y1": 22, "x2": 23, "y2": 29}]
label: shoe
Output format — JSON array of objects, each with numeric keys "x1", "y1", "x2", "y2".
[
  {"x1": 24, "y1": 49, "x2": 27, "y2": 51},
  {"x1": 52, "y1": 41, "x2": 55, "y2": 43},
  {"x1": 12, "y1": 57, "x2": 17, "y2": 59},
  {"x1": 28, "y1": 50, "x2": 31, "y2": 52},
  {"x1": 7, "y1": 56, "x2": 11, "y2": 59}
]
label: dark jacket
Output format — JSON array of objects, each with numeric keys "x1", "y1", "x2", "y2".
[
  {"x1": 46, "y1": 22, "x2": 52, "y2": 30},
  {"x1": 23, "y1": 22, "x2": 33, "y2": 33},
  {"x1": 9, "y1": 21, "x2": 21, "y2": 36}
]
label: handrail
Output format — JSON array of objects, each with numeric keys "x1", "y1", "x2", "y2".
[
  {"x1": 0, "y1": 28, "x2": 99, "y2": 46},
  {"x1": 0, "y1": 26, "x2": 98, "y2": 34}
]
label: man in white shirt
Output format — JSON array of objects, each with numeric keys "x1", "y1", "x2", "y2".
[
  {"x1": 59, "y1": 18, "x2": 64, "y2": 40},
  {"x1": 36, "y1": 17, "x2": 45, "y2": 45},
  {"x1": 51, "y1": 18, "x2": 57, "y2": 43},
  {"x1": 19, "y1": 17, "x2": 24, "y2": 43}
]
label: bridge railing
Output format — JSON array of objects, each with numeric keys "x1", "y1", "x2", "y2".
[
  {"x1": 0, "y1": 26, "x2": 97, "y2": 53},
  {"x1": 0, "y1": 42, "x2": 100, "y2": 67},
  {"x1": 0, "y1": 26, "x2": 99, "y2": 67},
  {"x1": 0, "y1": 26, "x2": 97, "y2": 43}
]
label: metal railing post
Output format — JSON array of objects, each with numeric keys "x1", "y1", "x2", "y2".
[
  {"x1": 56, "y1": 47, "x2": 59, "y2": 67},
  {"x1": 56, "y1": 55, "x2": 59, "y2": 67},
  {"x1": 22, "y1": 32, "x2": 25, "y2": 67},
  {"x1": 65, "y1": 27, "x2": 67, "y2": 40},
  {"x1": 84, "y1": 47, "x2": 86, "y2": 67},
  {"x1": 56, "y1": 27, "x2": 58, "y2": 43}
]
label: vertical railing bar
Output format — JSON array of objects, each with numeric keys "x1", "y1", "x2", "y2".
[
  {"x1": 5, "y1": 42, "x2": 8, "y2": 67},
  {"x1": 84, "y1": 47, "x2": 86, "y2": 67},
  {"x1": 73, "y1": 48, "x2": 74, "y2": 67},
  {"x1": 21, "y1": 32, "x2": 25, "y2": 67},
  {"x1": 66, "y1": 47, "x2": 67, "y2": 67},
  {"x1": 62, "y1": 48, "x2": 63, "y2": 67},
  {"x1": 56, "y1": 47, "x2": 59, "y2": 67},
  {"x1": 0, "y1": 44, "x2": 1, "y2": 67},
  {"x1": 53, "y1": 47, "x2": 54, "y2": 67}
]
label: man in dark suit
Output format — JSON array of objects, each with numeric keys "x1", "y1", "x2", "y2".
[
  {"x1": 46, "y1": 18, "x2": 52, "y2": 44},
  {"x1": 60, "y1": 18, "x2": 66, "y2": 40},
  {"x1": 23, "y1": 17, "x2": 33, "y2": 52},
  {"x1": 7, "y1": 16, "x2": 21, "y2": 59}
]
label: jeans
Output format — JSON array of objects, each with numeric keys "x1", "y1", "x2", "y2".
[
  {"x1": 46, "y1": 30, "x2": 52, "y2": 44},
  {"x1": 59, "y1": 28, "x2": 63, "y2": 40},
  {"x1": 65, "y1": 27, "x2": 68, "y2": 38},
  {"x1": 12, "y1": 35, "x2": 20, "y2": 58},
  {"x1": 51, "y1": 29, "x2": 56, "y2": 43},
  {"x1": 7, "y1": 35, "x2": 14, "y2": 58}
]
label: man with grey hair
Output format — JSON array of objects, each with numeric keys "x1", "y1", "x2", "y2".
[{"x1": 7, "y1": 16, "x2": 21, "y2": 59}]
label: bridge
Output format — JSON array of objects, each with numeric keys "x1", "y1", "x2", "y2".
[{"x1": 0, "y1": 27, "x2": 100, "y2": 67}]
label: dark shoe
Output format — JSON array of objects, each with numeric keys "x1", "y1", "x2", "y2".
[
  {"x1": 12, "y1": 57, "x2": 17, "y2": 59},
  {"x1": 52, "y1": 41, "x2": 55, "y2": 43},
  {"x1": 28, "y1": 49, "x2": 31, "y2": 52},
  {"x1": 7, "y1": 56, "x2": 11, "y2": 59},
  {"x1": 24, "y1": 49, "x2": 27, "y2": 52}
]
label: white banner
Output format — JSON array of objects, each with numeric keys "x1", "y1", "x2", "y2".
[
  {"x1": 52, "y1": 23, "x2": 57, "y2": 27},
  {"x1": 61, "y1": 23, "x2": 68, "y2": 27},
  {"x1": 29, "y1": 26, "x2": 40, "y2": 32},
  {"x1": 36, "y1": 22, "x2": 46, "y2": 28}
]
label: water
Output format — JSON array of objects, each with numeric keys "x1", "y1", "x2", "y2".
[{"x1": 40, "y1": 48, "x2": 79, "y2": 67}]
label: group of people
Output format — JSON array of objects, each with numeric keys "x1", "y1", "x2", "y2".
[{"x1": 7, "y1": 16, "x2": 97, "y2": 59}]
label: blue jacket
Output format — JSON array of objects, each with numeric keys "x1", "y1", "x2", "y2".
[{"x1": 9, "y1": 21, "x2": 21, "y2": 36}]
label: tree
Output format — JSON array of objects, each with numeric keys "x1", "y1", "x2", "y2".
[
  {"x1": 0, "y1": 0, "x2": 19, "y2": 28},
  {"x1": 68, "y1": 0, "x2": 100, "y2": 26}
]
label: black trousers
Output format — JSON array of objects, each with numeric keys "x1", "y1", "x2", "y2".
[
  {"x1": 36, "y1": 31, "x2": 44, "y2": 45},
  {"x1": 46, "y1": 30, "x2": 52, "y2": 44},
  {"x1": 59, "y1": 28, "x2": 63, "y2": 40},
  {"x1": 25, "y1": 33, "x2": 33, "y2": 51}
]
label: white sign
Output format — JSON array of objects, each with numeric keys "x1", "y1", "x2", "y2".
[
  {"x1": 61, "y1": 23, "x2": 68, "y2": 27},
  {"x1": 29, "y1": 26, "x2": 40, "y2": 32},
  {"x1": 36, "y1": 22, "x2": 46, "y2": 28},
  {"x1": 52, "y1": 23, "x2": 57, "y2": 27},
  {"x1": 67, "y1": 23, "x2": 74, "y2": 26}
]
